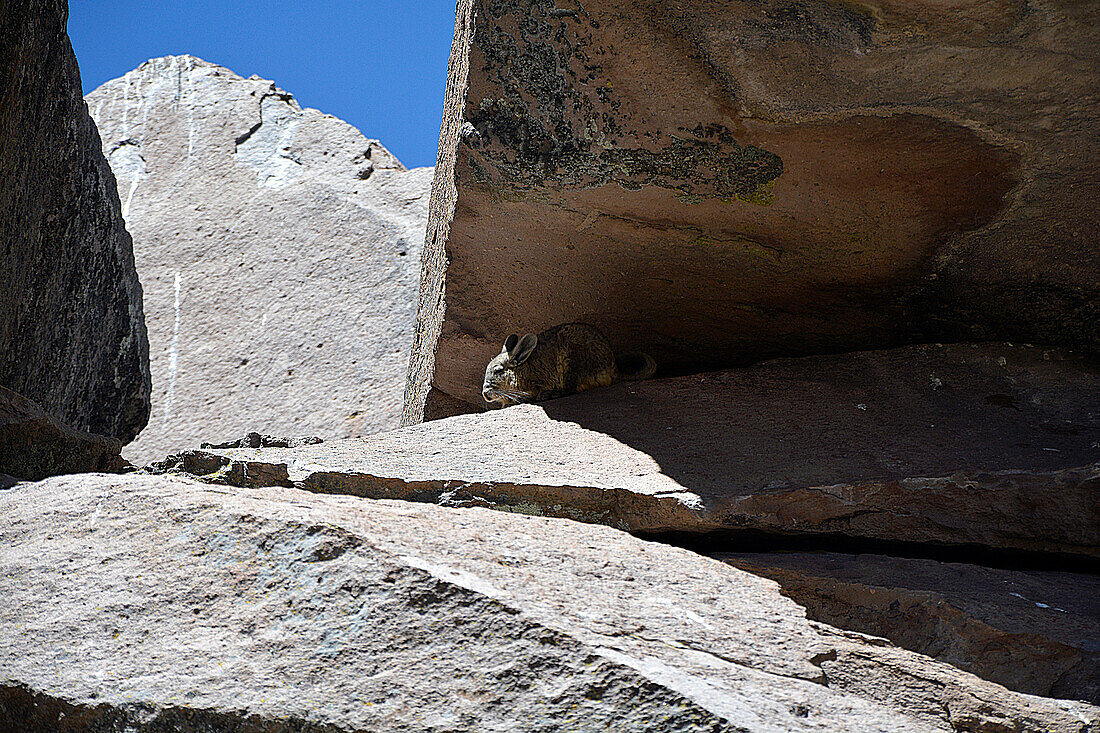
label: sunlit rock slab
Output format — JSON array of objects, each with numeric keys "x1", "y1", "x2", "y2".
[
  {"x1": 161, "y1": 342, "x2": 1100, "y2": 557},
  {"x1": 1, "y1": 473, "x2": 1096, "y2": 731}
]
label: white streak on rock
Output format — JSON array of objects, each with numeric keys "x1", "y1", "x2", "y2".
[
  {"x1": 88, "y1": 497, "x2": 104, "y2": 528},
  {"x1": 122, "y1": 178, "x2": 139, "y2": 220},
  {"x1": 108, "y1": 143, "x2": 146, "y2": 223},
  {"x1": 163, "y1": 273, "x2": 181, "y2": 427},
  {"x1": 121, "y1": 70, "x2": 130, "y2": 129},
  {"x1": 652, "y1": 597, "x2": 716, "y2": 631},
  {"x1": 400, "y1": 555, "x2": 506, "y2": 600},
  {"x1": 184, "y1": 62, "x2": 195, "y2": 160}
]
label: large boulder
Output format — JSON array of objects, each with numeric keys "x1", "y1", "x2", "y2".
[
  {"x1": 2, "y1": 473, "x2": 1096, "y2": 731},
  {"x1": 0, "y1": 0, "x2": 150, "y2": 442},
  {"x1": 722, "y1": 552, "x2": 1100, "y2": 704},
  {"x1": 405, "y1": 0, "x2": 1099, "y2": 420},
  {"x1": 160, "y1": 342, "x2": 1100, "y2": 558},
  {"x1": 0, "y1": 386, "x2": 129, "y2": 480},
  {"x1": 86, "y1": 56, "x2": 433, "y2": 464}
]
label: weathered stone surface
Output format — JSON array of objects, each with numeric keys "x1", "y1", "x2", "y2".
[
  {"x1": 86, "y1": 56, "x2": 433, "y2": 464},
  {"x1": 721, "y1": 552, "x2": 1100, "y2": 704},
  {"x1": 0, "y1": 0, "x2": 150, "y2": 442},
  {"x1": 200, "y1": 432, "x2": 323, "y2": 450},
  {"x1": 0, "y1": 386, "x2": 130, "y2": 481},
  {"x1": 2, "y1": 473, "x2": 1096, "y2": 731},
  {"x1": 405, "y1": 0, "x2": 1100, "y2": 420},
  {"x1": 166, "y1": 343, "x2": 1100, "y2": 557}
]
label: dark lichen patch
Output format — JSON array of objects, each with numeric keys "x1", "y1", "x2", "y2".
[
  {"x1": 686, "y1": 123, "x2": 739, "y2": 147},
  {"x1": 468, "y1": 97, "x2": 782, "y2": 201},
  {"x1": 680, "y1": 0, "x2": 876, "y2": 51},
  {"x1": 599, "y1": 136, "x2": 782, "y2": 200},
  {"x1": 766, "y1": 0, "x2": 875, "y2": 49},
  {"x1": 468, "y1": 0, "x2": 782, "y2": 200}
]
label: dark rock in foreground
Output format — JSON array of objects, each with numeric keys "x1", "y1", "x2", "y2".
[
  {"x1": 0, "y1": 386, "x2": 130, "y2": 480},
  {"x1": 721, "y1": 552, "x2": 1100, "y2": 705},
  {"x1": 0, "y1": 0, "x2": 150, "y2": 442},
  {"x1": 161, "y1": 343, "x2": 1100, "y2": 558},
  {"x1": 2, "y1": 473, "x2": 1096, "y2": 731}
]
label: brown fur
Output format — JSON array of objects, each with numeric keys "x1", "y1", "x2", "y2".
[{"x1": 482, "y1": 323, "x2": 656, "y2": 406}]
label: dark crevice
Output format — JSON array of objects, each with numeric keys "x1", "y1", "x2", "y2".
[
  {"x1": 234, "y1": 119, "x2": 262, "y2": 148},
  {"x1": 150, "y1": 449, "x2": 1100, "y2": 576},
  {"x1": 652, "y1": 635, "x2": 831, "y2": 687},
  {"x1": 638, "y1": 529, "x2": 1100, "y2": 575},
  {"x1": 234, "y1": 91, "x2": 295, "y2": 149}
]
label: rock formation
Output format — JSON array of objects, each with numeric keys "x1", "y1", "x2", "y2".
[
  {"x1": 405, "y1": 0, "x2": 1100, "y2": 421},
  {"x1": 0, "y1": 0, "x2": 150, "y2": 442},
  {"x1": 5, "y1": 2, "x2": 1097, "y2": 730},
  {"x1": 2, "y1": 473, "x2": 1096, "y2": 732},
  {"x1": 722, "y1": 553, "x2": 1100, "y2": 704},
  {"x1": 86, "y1": 56, "x2": 433, "y2": 464},
  {"x1": 0, "y1": 386, "x2": 130, "y2": 481},
  {"x1": 161, "y1": 342, "x2": 1100, "y2": 558}
]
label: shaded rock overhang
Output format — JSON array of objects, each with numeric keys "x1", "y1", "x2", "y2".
[
  {"x1": 404, "y1": 0, "x2": 1099, "y2": 421},
  {"x1": 172, "y1": 343, "x2": 1100, "y2": 563}
]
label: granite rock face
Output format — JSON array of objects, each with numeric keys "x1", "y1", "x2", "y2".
[
  {"x1": 0, "y1": 386, "x2": 130, "y2": 481},
  {"x1": 2, "y1": 473, "x2": 1096, "y2": 732},
  {"x1": 405, "y1": 0, "x2": 1100, "y2": 420},
  {"x1": 86, "y1": 56, "x2": 433, "y2": 464},
  {"x1": 0, "y1": 0, "x2": 150, "y2": 442},
  {"x1": 164, "y1": 343, "x2": 1100, "y2": 558},
  {"x1": 722, "y1": 553, "x2": 1100, "y2": 705}
]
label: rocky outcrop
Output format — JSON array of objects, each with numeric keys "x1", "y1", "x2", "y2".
[
  {"x1": 405, "y1": 0, "x2": 1100, "y2": 420},
  {"x1": 0, "y1": 0, "x2": 150, "y2": 442},
  {"x1": 2, "y1": 473, "x2": 1096, "y2": 732},
  {"x1": 86, "y1": 56, "x2": 433, "y2": 464},
  {"x1": 161, "y1": 342, "x2": 1100, "y2": 558},
  {"x1": 722, "y1": 553, "x2": 1100, "y2": 705},
  {"x1": 0, "y1": 386, "x2": 129, "y2": 480}
]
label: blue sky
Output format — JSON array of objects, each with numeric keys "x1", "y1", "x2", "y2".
[{"x1": 69, "y1": 0, "x2": 456, "y2": 169}]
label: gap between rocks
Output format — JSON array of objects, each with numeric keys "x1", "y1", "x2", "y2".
[{"x1": 147, "y1": 450, "x2": 1100, "y2": 576}]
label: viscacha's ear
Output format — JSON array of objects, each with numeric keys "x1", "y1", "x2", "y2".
[
  {"x1": 511, "y1": 333, "x2": 538, "y2": 365},
  {"x1": 503, "y1": 334, "x2": 519, "y2": 356}
]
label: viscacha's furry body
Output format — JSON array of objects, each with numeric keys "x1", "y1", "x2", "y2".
[{"x1": 482, "y1": 323, "x2": 656, "y2": 406}]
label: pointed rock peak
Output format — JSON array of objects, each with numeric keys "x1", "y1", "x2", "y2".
[
  {"x1": 84, "y1": 53, "x2": 432, "y2": 464},
  {"x1": 134, "y1": 54, "x2": 224, "y2": 76}
]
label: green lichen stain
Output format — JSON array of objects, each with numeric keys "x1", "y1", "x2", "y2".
[
  {"x1": 730, "y1": 179, "x2": 777, "y2": 207},
  {"x1": 467, "y1": 0, "x2": 784, "y2": 201}
]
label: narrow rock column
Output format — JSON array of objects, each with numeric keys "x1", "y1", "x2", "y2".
[{"x1": 0, "y1": 0, "x2": 151, "y2": 442}]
